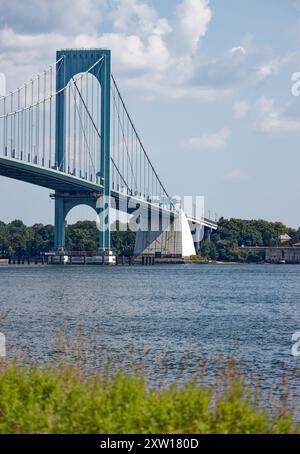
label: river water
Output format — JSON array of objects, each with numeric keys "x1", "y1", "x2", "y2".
[{"x1": 0, "y1": 264, "x2": 300, "y2": 388}]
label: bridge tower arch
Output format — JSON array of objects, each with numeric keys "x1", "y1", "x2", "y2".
[{"x1": 54, "y1": 49, "x2": 111, "y2": 253}]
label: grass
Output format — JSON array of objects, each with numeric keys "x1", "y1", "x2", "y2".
[{"x1": 0, "y1": 357, "x2": 297, "y2": 434}]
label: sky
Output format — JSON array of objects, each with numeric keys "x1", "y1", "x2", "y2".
[{"x1": 0, "y1": 0, "x2": 300, "y2": 227}]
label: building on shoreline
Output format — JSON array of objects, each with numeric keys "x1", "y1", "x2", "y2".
[
  {"x1": 265, "y1": 247, "x2": 300, "y2": 264},
  {"x1": 242, "y1": 246, "x2": 300, "y2": 264}
]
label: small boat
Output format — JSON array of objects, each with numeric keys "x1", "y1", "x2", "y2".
[{"x1": 279, "y1": 259, "x2": 286, "y2": 264}]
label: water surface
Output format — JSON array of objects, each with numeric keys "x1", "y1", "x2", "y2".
[{"x1": 0, "y1": 264, "x2": 299, "y2": 384}]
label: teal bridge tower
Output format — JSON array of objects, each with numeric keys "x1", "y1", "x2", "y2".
[{"x1": 54, "y1": 49, "x2": 111, "y2": 253}]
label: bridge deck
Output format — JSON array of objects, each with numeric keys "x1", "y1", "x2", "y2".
[
  {"x1": 0, "y1": 156, "x2": 103, "y2": 194},
  {"x1": 0, "y1": 156, "x2": 217, "y2": 230}
]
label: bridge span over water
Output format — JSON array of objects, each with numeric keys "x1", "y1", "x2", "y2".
[{"x1": 0, "y1": 49, "x2": 217, "y2": 261}]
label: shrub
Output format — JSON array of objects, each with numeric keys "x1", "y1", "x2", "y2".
[{"x1": 0, "y1": 360, "x2": 296, "y2": 434}]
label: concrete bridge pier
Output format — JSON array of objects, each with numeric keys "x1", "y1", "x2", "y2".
[{"x1": 134, "y1": 210, "x2": 196, "y2": 258}]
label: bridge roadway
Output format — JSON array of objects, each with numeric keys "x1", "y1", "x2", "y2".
[{"x1": 0, "y1": 155, "x2": 217, "y2": 231}]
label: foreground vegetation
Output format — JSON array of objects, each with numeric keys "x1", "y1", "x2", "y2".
[{"x1": 0, "y1": 359, "x2": 297, "y2": 434}]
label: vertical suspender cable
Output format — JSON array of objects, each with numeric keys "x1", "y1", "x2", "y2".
[
  {"x1": 36, "y1": 75, "x2": 40, "y2": 163},
  {"x1": 49, "y1": 66, "x2": 52, "y2": 167},
  {"x1": 68, "y1": 83, "x2": 71, "y2": 173},
  {"x1": 43, "y1": 71, "x2": 46, "y2": 166}
]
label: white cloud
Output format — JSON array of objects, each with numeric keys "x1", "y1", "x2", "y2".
[
  {"x1": 226, "y1": 46, "x2": 246, "y2": 57},
  {"x1": 0, "y1": 0, "x2": 106, "y2": 35},
  {"x1": 0, "y1": 0, "x2": 229, "y2": 100},
  {"x1": 191, "y1": 37, "x2": 287, "y2": 92},
  {"x1": 255, "y1": 96, "x2": 300, "y2": 133},
  {"x1": 175, "y1": 0, "x2": 212, "y2": 52},
  {"x1": 233, "y1": 100, "x2": 250, "y2": 119},
  {"x1": 99, "y1": 32, "x2": 171, "y2": 72},
  {"x1": 256, "y1": 59, "x2": 279, "y2": 81},
  {"x1": 188, "y1": 127, "x2": 231, "y2": 150},
  {"x1": 112, "y1": 0, "x2": 163, "y2": 36},
  {"x1": 0, "y1": 0, "x2": 286, "y2": 101},
  {"x1": 225, "y1": 169, "x2": 249, "y2": 182}
]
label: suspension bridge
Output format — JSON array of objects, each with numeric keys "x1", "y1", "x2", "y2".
[{"x1": 0, "y1": 49, "x2": 217, "y2": 263}]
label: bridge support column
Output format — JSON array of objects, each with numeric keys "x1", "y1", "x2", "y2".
[
  {"x1": 99, "y1": 51, "x2": 111, "y2": 254},
  {"x1": 204, "y1": 227, "x2": 212, "y2": 242},
  {"x1": 54, "y1": 195, "x2": 67, "y2": 251},
  {"x1": 52, "y1": 192, "x2": 116, "y2": 264}
]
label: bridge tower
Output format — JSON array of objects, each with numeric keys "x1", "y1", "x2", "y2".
[{"x1": 54, "y1": 49, "x2": 111, "y2": 254}]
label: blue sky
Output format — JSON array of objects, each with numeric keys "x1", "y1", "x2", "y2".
[{"x1": 0, "y1": 0, "x2": 300, "y2": 226}]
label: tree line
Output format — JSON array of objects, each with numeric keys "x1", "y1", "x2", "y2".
[
  {"x1": 1, "y1": 218, "x2": 299, "y2": 261},
  {"x1": 0, "y1": 220, "x2": 136, "y2": 257}
]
